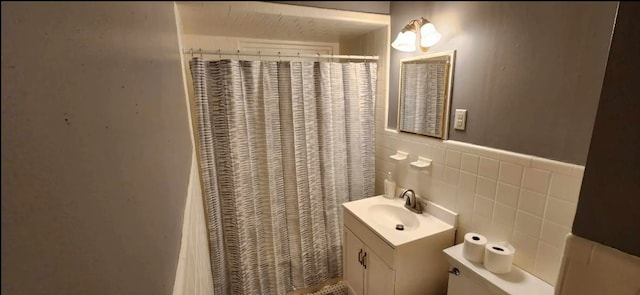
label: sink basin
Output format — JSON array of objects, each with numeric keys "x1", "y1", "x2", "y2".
[
  {"x1": 368, "y1": 204, "x2": 419, "y2": 231},
  {"x1": 343, "y1": 195, "x2": 457, "y2": 247}
]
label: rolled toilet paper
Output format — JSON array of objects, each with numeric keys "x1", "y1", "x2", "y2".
[
  {"x1": 463, "y1": 232, "x2": 488, "y2": 263},
  {"x1": 484, "y1": 242, "x2": 516, "y2": 274}
]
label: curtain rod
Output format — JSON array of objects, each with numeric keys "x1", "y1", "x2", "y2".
[{"x1": 183, "y1": 48, "x2": 379, "y2": 61}]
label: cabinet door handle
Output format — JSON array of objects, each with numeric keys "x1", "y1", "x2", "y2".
[
  {"x1": 449, "y1": 267, "x2": 460, "y2": 276},
  {"x1": 362, "y1": 252, "x2": 367, "y2": 269},
  {"x1": 358, "y1": 249, "x2": 363, "y2": 265}
]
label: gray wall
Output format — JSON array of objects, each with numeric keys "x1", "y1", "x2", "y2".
[
  {"x1": 271, "y1": 1, "x2": 390, "y2": 14},
  {"x1": 389, "y1": 2, "x2": 617, "y2": 165},
  {"x1": 572, "y1": 2, "x2": 640, "y2": 257},
  {"x1": 1, "y1": 2, "x2": 192, "y2": 294}
]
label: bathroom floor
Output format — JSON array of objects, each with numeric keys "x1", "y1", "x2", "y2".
[{"x1": 304, "y1": 281, "x2": 347, "y2": 295}]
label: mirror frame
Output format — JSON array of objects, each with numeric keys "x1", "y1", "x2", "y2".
[{"x1": 397, "y1": 50, "x2": 456, "y2": 139}]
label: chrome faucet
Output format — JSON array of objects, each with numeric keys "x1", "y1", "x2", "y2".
[{"x1": 400, "y1": 189, "x2": 422, "y2": 214}]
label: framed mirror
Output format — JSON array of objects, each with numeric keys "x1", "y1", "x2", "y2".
[{"x1": 397, "y1": 50, "x2": 455, "y2": 139}]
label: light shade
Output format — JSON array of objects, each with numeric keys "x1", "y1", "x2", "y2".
[
  {"x1": 419, "y1": 23, "x2": 442, "y2": 47},
  {"x1": 391, "y1": 30, "x2": 417, "y2": 52},
  {"x1": 391, "y1": 18, "x2": 441, "y2": 52}
]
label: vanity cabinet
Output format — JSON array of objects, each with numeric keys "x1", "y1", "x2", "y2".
[
  {"x1": 342, "y1": 198, "x2": 456, "y2": 295},
  {"x1": 344, "y1": 227, "x2": 394, "y2": 295}
]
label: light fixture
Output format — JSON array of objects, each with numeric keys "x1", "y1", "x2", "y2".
[{"x1": 391, "y1": 17, "x2": 441, "y2": 52}]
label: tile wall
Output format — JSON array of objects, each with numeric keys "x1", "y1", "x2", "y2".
[{"x1": 375, "y1": 134, "x2": 584, "y2": 285}]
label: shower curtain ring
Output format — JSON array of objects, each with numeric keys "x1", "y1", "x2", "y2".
[
  {"x1": 217, "y1": 49, "x2": 222, "y2": 60},
  {"x1": 236, "y1": 49, "x2": 240, "y2": 60},
  {"x1": 198, "y1": 48, "x2": 203, "y2": 58},
  {"x1": 316, "y1": 52, "x2": 320, "y2": 62},
  {"x1": 278, "y1": 51, "x2": 281, "y2": 62},
  {"x1": 190, "y1": 48, "x2": 194, "y2": 58},
  {"x1": 258, "y1": 50, "x2": 262, "y2": 61}
]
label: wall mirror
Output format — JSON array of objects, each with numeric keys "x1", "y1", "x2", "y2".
[{"x1": 397, "y1": 50, "x2": 455, "y2": 139}]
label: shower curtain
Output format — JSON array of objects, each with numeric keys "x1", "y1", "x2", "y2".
[{"x1": 189, "y1": 58, "x2": 376, "y2": 295}]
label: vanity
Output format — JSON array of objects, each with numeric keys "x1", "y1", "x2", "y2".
[{"x1": 342, "y1": 195, "x2": 457, "y2": 295}]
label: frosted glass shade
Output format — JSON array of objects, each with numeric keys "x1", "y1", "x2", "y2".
[
  {"x1": 420, "y1": 23, "x2": 442, "y2": 47},
  {"x1": 391, "y1": 31, "x2": 417, "y2": 52}
]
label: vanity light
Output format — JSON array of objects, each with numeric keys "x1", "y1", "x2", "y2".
[
  {"x1": 391, "y1": 23, "x2": 417, "y2": 52},
  {"x1": 420, "y1": 22, "x2": 442, "y2": 47},
  {"x1": 391, "y1": 17, "x2": 441, "y2": 52}
]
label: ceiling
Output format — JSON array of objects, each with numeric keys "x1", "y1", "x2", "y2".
[{"x1": 176, "y1": 1, "x2": 389, "y2": 43}]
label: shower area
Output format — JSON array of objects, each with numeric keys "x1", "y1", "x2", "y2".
[{"x1": 173, "y1": 2, "x2": 390, "y2": 295}]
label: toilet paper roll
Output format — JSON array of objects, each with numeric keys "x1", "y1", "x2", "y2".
[
  {"x1": 484, "y1": 242, "x2": 516, "y2": 274},
  {"x1": 463, "y1": 232, "x2": 488, "y2": 263}
]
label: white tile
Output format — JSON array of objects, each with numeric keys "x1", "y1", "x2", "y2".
[
  {"x1": 431, "y1": 146, "x2": 446, "y2": 164},
  {"x1": 446, "y1": 149, "x2": 462, "y2": 168},
  {"x1": 400, "y1": 140, "x2": 427, "y2": 161},
  {"x1": 512, "y1": 231, "x2": 539, "y2": 273},
  {"x1": 474, "y1": 195, "x2": 494, "y2": 219},
  {"x1": 476, "y1": 176, "x2": 497, "y2": 199},
  {"x1": 456, "y1": 190, "x2": 475, "y2": 212},
  {"x1": 515, "y1": 210, "x2": 543, "y2": 238},
  {"x1": 429, "y1": 182, "x2": 445, "y2": 205},
  {"x1": 461, "y1": 153, "x2": 479, "y2": 174},
  {"x1": 404, "y1": 169, "x2": 423, "y2": 196},
  {"x1": 445, "y1": 140, "x2": 499, "y2": 159},
  {"x1": 457, "y1": 207, "x2": 473, "y2": 228},
  {"x1": 545, "y1": 197, "x2": 577, "y2": 227},
  {"x1": 431, "y1": 163, "x2": 445, "y2": 181},
  {"x1": 455, "y1": 226, "x2": 469, "y2": 244},
  {"x1": 440, "y1": 184, "x2": 458, "y2": 211},
  {"x1": 534, "y1": 242, "x2": 562, "y2": 285},
  {"x1": 540, "y1": 221, "x2": 571, "y2": 249},
  {"x1": 498, "y1": 150, "x2": 532, "y2": 167},
  {"x1": 522, "y1": 167, "x2": 551, "y2": 194},
  {"x1": 572, "y1": 165, "x2": 585, "y2": 179},
  {"x1": 496, "y1": 182, "x2": 520, "y2": 208},
  {"x1": 518, "y1": 189, "x2": 547, "y2": 217},
  {"x1": 531, "y1": 157, "x2": 574, "y2": 176},
  {"x1": 487, "y1": 223, "x2": 514, "y2": 243},
  {"x1": 549, "y1": 173, "x2": 582, "y2": 203},
  {"x1": 443, "y1": 140, "x2": 468, "y2": 152},
  {"x1": 459, "y1": 171, "x2": 477, "y2": 193},
  {"x1": 423, "y1": 137, "x2": 446, "y2": 148},
  {"x1": 472, "y1": 145, "x2": 500, "y2": 159},
  {"x1": 478, "y1": 157, "x2": 499, "y2": 179},
  {"x1": 471, "y1": 213, "x2": 492, "y2": 234},
  {"x1": 445, "y1": 167, "x2": 460, "y2": 186},
  {"x1": 493, "y1": 202, "x2": 517, "y2": 227},
  {"x1": 499, "y1": 162, "x2": 523, "y2": 186}
]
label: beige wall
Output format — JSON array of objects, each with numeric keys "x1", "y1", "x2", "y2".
[
  {"x1": 1, "y1": 2, "x2": 192, "y2": 294},
  {"x1": 271, "y1": 1, "x2": 390, "y2": 14},
  {"x1": 388, "y1": 2, "x2": 617, "y2": 165}
]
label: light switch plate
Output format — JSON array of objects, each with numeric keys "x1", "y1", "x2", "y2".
[{"x1": 454, "y1": 109, "x2": 467, "y2": 130}]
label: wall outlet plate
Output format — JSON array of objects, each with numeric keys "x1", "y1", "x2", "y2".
[{"x1": 454, "y1": 109, "x2": 467, "y2": 130}]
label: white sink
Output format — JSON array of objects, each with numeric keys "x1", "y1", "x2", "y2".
[
  {"x1": 368, "y1": 204, "x2": 420, "y2": 231},
  {"x1": 343, "y1": 195, "x2": 457, "y2": 247}
]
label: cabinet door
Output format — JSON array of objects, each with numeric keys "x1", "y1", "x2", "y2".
[
  {"x1": 447, "y1": 270, "x2": 494, "y2": 295},
  {"x1": 363, "y1": 248, "x2": 395, "y2": 295},
  {"x1": 344, "y1": 227, "x2": 365, "y2": 295}
]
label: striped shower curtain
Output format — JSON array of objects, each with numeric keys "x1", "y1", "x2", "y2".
[{"x1": 189, "y1": 58, "x2": 376, "y2": 295}]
